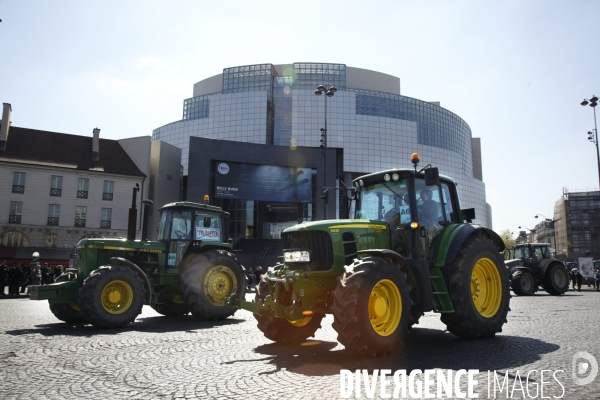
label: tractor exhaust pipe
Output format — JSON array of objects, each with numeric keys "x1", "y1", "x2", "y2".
[
  {"x1": 127, "y1": 184, "x2": 140, "y2": 241},
  {"x1": 141, "y1": 199, "x2": 153, "y2": 241}
]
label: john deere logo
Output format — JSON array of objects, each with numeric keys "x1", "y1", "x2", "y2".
[{"x1": 217, "y1": 163, "x2": 229, "y2": 174}]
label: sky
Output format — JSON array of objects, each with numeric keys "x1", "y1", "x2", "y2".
[{"x1": 1, "y1": 0, "x2": 599, "y2": 237}]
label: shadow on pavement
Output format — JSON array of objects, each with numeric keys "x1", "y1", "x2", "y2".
[
  {"x1": 4, "y1": 315, "x2": 244, "y2": 337},
  {"x1": 249, "y1": 328, "x2": 560, "y2": 376}
]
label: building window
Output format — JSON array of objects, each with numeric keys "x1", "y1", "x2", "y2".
[
  {"x1": 48, "y1": 204, "x2": 60, "y2": 226},
  {"x1": 45, "y1": 233, "x2": 58, "y2": 247},
  {"x1": 0, "y1": 230, "x2": 29, "y2": 247},
  {"x1": 101, "y1": 208, "x2": 112, "y2": 228},
  {"x1": 50, "y1": 175, "x2": 63, "y2": 196},
  {"x1": 103, "y1": 180, "x2": 114, "y2": 200},
  {"x1": 12, "y1": 172, "x2": 25, "y2": 194},
  {"x1": 77, "y1": 178, "x2": 89, "y2": 199},
  {"x1": 9, "y1": 201, "x2": 22, "y2": 224},
  {"x1": 75, "y1": 206, "x2": 87, "y2": 227}
]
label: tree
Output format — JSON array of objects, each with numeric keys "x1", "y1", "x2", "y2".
[{"x1": 498, "y1": 229, "x2": 516, "y2": 256}]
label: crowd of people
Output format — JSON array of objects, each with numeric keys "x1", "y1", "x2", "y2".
[
  {"x1": 0, "y1": 260, "x2": 65, "y2": 297},
  {"x1": 246, "y1": 266, "x2": 263, "y2": 291},
  {"x1": 570, "y1": 267, "x2": 600, "y2": 292}
]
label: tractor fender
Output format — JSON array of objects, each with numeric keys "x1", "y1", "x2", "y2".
[
  {"x1": 437, "y1": 225, "x2": 505, "y2": 268},
  {"x1": 357, "y1": 249, "x2": 434, "y2": 312},
  {"x1": 109, "y1": 257, "x2": 152, "y2": 305}
]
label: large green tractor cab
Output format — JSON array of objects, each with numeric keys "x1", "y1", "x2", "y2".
[
  {"x1": 29, "y1": 189, "x2": 245, "y2": 329},
  {"x1": 227, "y1": 153, "x2": 510, "y2": 356}
]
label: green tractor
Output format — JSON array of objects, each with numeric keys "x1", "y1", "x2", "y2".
[
  {"x1": 227, "y1": 153, "x2": 510, "y2": 356},
  {"x1": 29, "y1": 189, "x2": 245, "y2": 329}
]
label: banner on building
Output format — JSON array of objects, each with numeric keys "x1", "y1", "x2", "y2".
[{"x1": 214, "y1": 162, "x2": 312, "y2": 203}]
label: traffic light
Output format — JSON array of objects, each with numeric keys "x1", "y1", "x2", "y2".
[{"x1": 320, "y1": 128, "x2": 326, "y2": 154}]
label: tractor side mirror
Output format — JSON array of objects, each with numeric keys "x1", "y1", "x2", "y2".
[
  {"x1": 203, "y1": 216, "x2": 211, "y2": 228},
  {"x1": 424, "y1": 168, "x2": 440, "y2": 186}
]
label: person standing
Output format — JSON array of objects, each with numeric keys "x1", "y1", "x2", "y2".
[
  {"x1": 254, "y1": 266, "x2": 264, "y2": 286},
  {"x1": 570, "y1": 268, "x2": 578, "y2": 290},
  {"x1": 41, "y1": 263, "x2": 51, "y2": 285},
  {"x1": 0, "y1": 260, "x2": 7, "y2": 297},
  {"x1": 576, "y1": 269, "x2": 583, "y2": 292},
  {"x1": 19, "y1": 263, "x2": 31, "y2": 294},
  {"x1": 246, "y1": 267, "x2": 254, "y2": 291},
  {"x1": 8, "y1": 263, "x2": 21, "y2": 296},
  {"x1": 594, "y1": 269, "x2": 600, "y2": 291},
  {"x1": 29, "y1": 265, "x2": 42, "y2": 286}
]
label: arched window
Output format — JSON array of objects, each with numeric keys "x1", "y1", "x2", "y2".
[{"x1": 0, "y1": 230, "x2": 30, "y2": 247}]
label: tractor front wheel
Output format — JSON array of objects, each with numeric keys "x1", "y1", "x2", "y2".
[
  {"x1": 78, "y1": 265, "x2": 146, "y2": 329},
  {"x1": 511, "y1": 270, "x2": 536, "y2": 296},
  {"x1": 331, "y1": 256, "x2": 412, "y2": 357},
  {"x1": 543, "y1": 264, "x2": 569, "y2": 295},
  {"x1": 254, "y1": 280, "x2": 324, "y2": 343},
  {"x1": 440, "y1": 234, "x2": 510, "y2": 339},
  {"x1": 48, "y1": 273, "x2": 86, "y2": 323},
  {"x1": 178, "y1": 250, "x2": 245, "y2": 320}
]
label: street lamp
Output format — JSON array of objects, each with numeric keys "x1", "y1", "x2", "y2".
[
  {"x1": 581, "y1": 95, "x2": 600, "y2": 190},
  {"x1": 534, "y1": 213, "x2": 561, "y2": 222},
  {"x1": 518, "y1": 225, "x2": 532, "y2": 243},
  {"x1": 315, "y1": 84, "x2": 337, "y2": 220}
]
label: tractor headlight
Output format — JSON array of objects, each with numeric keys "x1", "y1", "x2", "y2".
[{"x1": 283, "y1": 250, "x2": 311, "y2": 263}]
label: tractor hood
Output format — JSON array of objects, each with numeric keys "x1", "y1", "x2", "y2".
[
  {"x1": 77, "y1": 238, "x2": 166, "y2": 253},
  {"x1": 283, "y1": 219, "x2": 388, "y2": 234}
]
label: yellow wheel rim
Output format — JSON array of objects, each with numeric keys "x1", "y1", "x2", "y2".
[
  {"x1": 471, "y1": 258, "x2": 502, "y2": 318},
  {"x1": 101, "y1": 280, "x2": 133, "y2": 314},
  {"x1": 171, "y1": 294, "x2": 184, "y2": 304},
  {"x1": 369, "y1": 279, "x2": 402, "y2": 337},
  {"x1": 287, "y1": 316, "x2": 312, "y2": 327},
  {"x1": 70, "y1": 303, "x2": 81, "y2": 312},
  {"x1": 203, "y1": 265, "x2": 237, "y2": 306}
]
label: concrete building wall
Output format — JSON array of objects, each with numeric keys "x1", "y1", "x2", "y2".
[
  {"x1": 147, "y1": 141, "x2": 182, "y2": 240},
  {"x1": 346, "y1": 66, "x2": 401, "y2": 95},
  {"x1": 193, "y1": 74, "x2": 223, "y2": 97},
  {"x1": 472, "y1": 138, "x2": 483, "y2": 181}
]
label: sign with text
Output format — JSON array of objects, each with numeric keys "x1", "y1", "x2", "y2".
[
  {"x1": 214, "y1": 162, "x2": 312, "y2": 203},
  {"x1": 196, "y1": 228, "x2": 221, "y2": 242}
]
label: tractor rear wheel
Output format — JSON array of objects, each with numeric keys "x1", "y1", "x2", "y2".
[
  {"x1": 254, "y1": 280, "x2": 324, "y2": 343},
  {"x1": 440, "y1": 234, "x2": 510, "y2": 339},
  {"x1": 331, "y1": 256, "x2": 412, "y2": 357},
  {"x1": 543, "y1": 264, "x2": 569, "y2": 295},
  {"x1": 48, "y1": 273, "x2": 86, "y2": 323},
  {"x1": 78, "y1": 265, "x2": 146, "y2": 329},
  {"x1": 511, "y1": 270, "x2": 536, "y2": 296},
  {"x1": 178, "y1": 250, "x2": 245, "y2": 320},
  {"x1": 152, "y1": 295, "x2": 190, "y2": 316}
]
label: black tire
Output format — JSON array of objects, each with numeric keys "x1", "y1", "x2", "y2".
[
  {"x1": 543, "y1": 263, "x2": 569, "y2": 295},
  {"x1": 49, "y1": 273, "x2": 86, "y2": 323},
  {"x1": 440, "y1": 234, "x2": 510, "y2": 339},
  {"x1": 152, "y1": 296, "x2": 190, "y2": 316},
  {"x1": 178, "y1": 250, "x2": 245, "y2": 320},
  {"x1": 331, "y1": 257, "x2": 412, "y2": 357},
  {"x1": 254, "y1": 280, "x2": 325, "y2": 343},
  {"x1": 511, "y1": 270, "x2": 536, "y2": 296},
  {"x1": 78, "y1": 265, "x2": 146, "y2": 329}
]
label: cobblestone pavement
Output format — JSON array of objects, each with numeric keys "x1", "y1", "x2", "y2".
[{"x1": 0, "y1": 287, "x2": 599, "y2": 399}]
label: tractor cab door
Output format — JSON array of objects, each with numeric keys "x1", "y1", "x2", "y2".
[{"x1": 158, "y1": 208, "x2": 194, "y2": 268}]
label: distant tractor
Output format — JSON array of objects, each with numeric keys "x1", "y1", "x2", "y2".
[
  {"x1": 505, "y1": 243, "x2": 569, "y2": 296},
  {"x1": 227, "y1": 153, "x2": 511, "y2": 357},
  {"x1": 29, "y1": 189, "x2": 245, "y2": 328}
]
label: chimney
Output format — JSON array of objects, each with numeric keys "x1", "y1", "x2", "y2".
[
  {"x1": 0, "y1": 103, "x2": 12, "y2": 151},
  {"x1": 92, "y1": 127, "x2": 100, "y2": 161}
]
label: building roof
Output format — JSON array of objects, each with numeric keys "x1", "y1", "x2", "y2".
[{"x1": 0, "y1": 126, "x2": 146, "y2": 177}]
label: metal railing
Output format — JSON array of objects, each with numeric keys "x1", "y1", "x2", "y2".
[
  {"x1": 75, "y1": 219, "x2": 86, "y2": 227},
  {"x1": 50, "y1": 188, "x2": 62, "y2": 196},
  {"x1": 12, "y1": 185, "x2": 24, "y2": 194},
  {"x1": 8, "y1": 215, "x2": 21, "y2": 224},
  {"x1": 77, "y1": 190, "x2": 88, "y2": 199},
  {"x1": 100, "y1": 220, "x2": 111, "y2": 228},
  {"x1": 47, "y1": 217, "x2": 59, "y2": 226},
  {"x1": 102, "y1": 192, "x2": 113, "y2": 200}
]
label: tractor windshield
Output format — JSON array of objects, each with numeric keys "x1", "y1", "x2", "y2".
[
  {"x1": 355, "y1": 179, "x2": 412, "y2": 225},
  {"x1": 158, "y1": 208, "x2": 223, "y2": 242},
  {"x1": 194, "y1": 212, "x2": 222, "y2": 242}
]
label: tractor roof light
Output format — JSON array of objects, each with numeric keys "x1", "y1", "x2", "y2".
[
  {"x1": 410, "y1": 222, "x2": 419, "y2": 229},
  {"x1": 384, "y1": 173, "x2": 391, "y2": 182},
  {"x1": 411, "y1": 153, "x2": 420, "y2": 167},
  {"x1": 359, "y1": 180, "x2": 364, "y2": 187},
  {"x1": 392, "y1": 173, "x2": 399, "y2": 181},
  {"x1": 204, "y1": 195, "x2": 209, "y2": 204}
]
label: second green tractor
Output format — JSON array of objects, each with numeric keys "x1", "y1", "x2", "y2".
[{"x1": 227, "y1": 154, "x2": 511, "y2": 357}]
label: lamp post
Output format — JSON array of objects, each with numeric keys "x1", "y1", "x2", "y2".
[
  {"x1": 581, "y1": 96, "x2": 600, "y2": 190},
  {"x1": 315, "y1": 84, "x2": 337, "y2": 220},
  {"x1": 518, "y1": 225, "x2": 532, "y2": 243}
]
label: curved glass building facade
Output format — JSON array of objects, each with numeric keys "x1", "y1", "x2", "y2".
[{"x1": 152, "y1": 63, "x2": 492, "y2": 237}]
